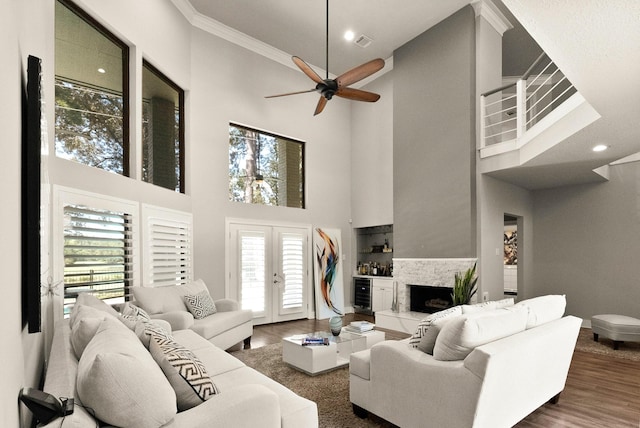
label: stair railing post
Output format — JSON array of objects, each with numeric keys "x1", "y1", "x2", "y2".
[
  {"x1": 516, "y1": 79, "x2": 526, "y2": 139},
  {"x1": 479, "y1": 94, "x2": 487, "y2": 149}
]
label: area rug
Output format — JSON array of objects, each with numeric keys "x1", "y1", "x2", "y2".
[
  {"x1": 230, "y1": 343, "x2": 395, "y2": 428},
  {"x1": 230, "y1": 328, "x2": 639, "y2": 427},
  {"x1": 574, "y1": 327, "x2": 640, "y2": 361}
]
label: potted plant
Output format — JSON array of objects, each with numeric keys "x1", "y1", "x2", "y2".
[{"x1": 452, "y1": 262, "x2": 478, "y2": 306}]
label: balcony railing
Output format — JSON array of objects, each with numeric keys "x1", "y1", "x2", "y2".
[{"x1": 480, "y1": 52, "x2": 577, "y2": 148}]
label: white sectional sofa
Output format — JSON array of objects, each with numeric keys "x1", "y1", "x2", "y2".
[
  {"x1": 42, "y1": 294, "x2": 318, "y2": 428},
  {"x1": 349, "y1": 296, "x2": 581, "y2": 428},
  {"x1": 133, "y1": 279, "x2": 253, "y2": 351}
]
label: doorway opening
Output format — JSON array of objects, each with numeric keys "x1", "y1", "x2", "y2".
[{"x1": 503, "y1": 214, "x2": 518, "y2": 299}]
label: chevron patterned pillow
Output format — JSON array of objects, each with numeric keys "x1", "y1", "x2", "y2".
[
  {"x1": 184, "y1": 292, "x2": 217, "y2": 319},
  {"x1": 149, "y1": 333, "x2": 219, "y2": 410}
]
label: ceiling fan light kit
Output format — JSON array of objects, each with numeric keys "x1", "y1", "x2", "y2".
[{"x1": 265, "y1": 0, "x2": 384, "y2": 115}]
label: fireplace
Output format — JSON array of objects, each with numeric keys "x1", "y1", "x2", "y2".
[{"x1": 409, "y1": 285, "x2": 453, "y2": 313}]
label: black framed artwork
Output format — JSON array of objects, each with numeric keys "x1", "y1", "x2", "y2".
[{"x1": 22, "y1": 55, "x2": 42, "y2": 333}]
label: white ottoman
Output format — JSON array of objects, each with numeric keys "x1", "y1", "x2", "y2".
[{"x1": 591, "y1": 314, "x2": 640, "y2": 350}]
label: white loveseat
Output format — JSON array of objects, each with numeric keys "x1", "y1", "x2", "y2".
[
  {"x1": 42, "y1": 294, "x2": 318, "y2": 428},
  {"x1": 349, "y1": 295, "x2": 581, "y2": 428},
  {"x1": 133, "y1": 279, "x2": 253, "y2": 351}
]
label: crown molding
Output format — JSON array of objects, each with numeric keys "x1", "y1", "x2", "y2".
[
  {"x1": 472, "y1": 0, "x2": 513, "y2": 36},
  {"x1": 170, "y1": 0, "x2": 392, "y2": 86}
]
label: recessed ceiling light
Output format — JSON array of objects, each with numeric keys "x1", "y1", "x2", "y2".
[
  {"x1": 97, "y1": 68, "x2": 106, "y2": 74},
  {"x1": 592, "y1": 144, "x2": 608, "y2": 152},
  {"x1": 344, "y1": 30, "x2": 355, "y2": 41}
]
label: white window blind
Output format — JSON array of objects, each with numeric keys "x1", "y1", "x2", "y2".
[
  {"x1": 240, "y1": 231, "x2": 266, "y2": 313},
  {"x1": 142, "y1": 205, "x2": 193, "y2": 288},
  {"x1": 281, "y1": 233, "x2": 304, "y2": 309},
  {"x1": 63, "y1": 204, "x2": 133, "y2": 316}
]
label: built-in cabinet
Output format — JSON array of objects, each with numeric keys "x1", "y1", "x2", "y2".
[
  {"x1": 355, "y1": 224, "x2": 394, "y2": 276},
  {"x1": 372, "y1": 277, "x2": 394, "y2": 313}
]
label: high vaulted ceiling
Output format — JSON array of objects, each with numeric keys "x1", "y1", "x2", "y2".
[{"x1": 179, "y1": 0, "x2": 640, "y2": 190}]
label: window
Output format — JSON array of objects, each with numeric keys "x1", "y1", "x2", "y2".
[
  {"x1": 142, "y1": 61, "x2": 185, "y2": 193},
  {"x1": 142, "y1": 205, "x2": 193, "y2": 287},
  {"x1": 229, "y1": 124, "x2": 305, "y2": 208},
  {"x1": 63, "y1": 204, "x2": 133, "y2": 316},
  {"x1": 54, "y1": 0, "x2": 129, "y2": 175}
]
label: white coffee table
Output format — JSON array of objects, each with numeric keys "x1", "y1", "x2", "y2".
[{"x1": 282, "y1": 329, "x2": 385, "y2": 376}]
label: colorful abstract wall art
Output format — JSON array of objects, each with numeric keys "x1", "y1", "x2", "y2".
[{"x1": 313, "y1": 227, "x2": 344, "y2": 319}]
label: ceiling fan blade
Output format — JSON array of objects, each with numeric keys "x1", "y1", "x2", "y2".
[
  {"x1": 335, "y1": 87, "x2": 381, "y2": 102},
  {"x1": 265, "y1": 88, "x2": 316, "y2": 98},
  {"x1": 292, "y1": 56, "x2": 324, "y2": 84},
  {"x1": 314, "y1": 96, "x2": 328, "y2": 116},
  {"x1": 336, "y1": 58, "x2": 385, "y2": 88}
]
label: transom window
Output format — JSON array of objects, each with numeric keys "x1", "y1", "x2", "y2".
[
  {"x1": 228, "y1": 123, "x2": 305, "y2": 208},
  {"x1": 54, "y1": 0, "x2": 129, "y2": 175}
]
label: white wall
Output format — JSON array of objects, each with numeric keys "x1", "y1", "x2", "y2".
[
  {"x1": 189, "y1": 28, "x2": 354, "y2": 302},
  {"x1": 350, "y1": 71, "x2": 394, "y2": 228},
  {"x1": 2, "y1": 1, "x2": 29, "y2": 425}
]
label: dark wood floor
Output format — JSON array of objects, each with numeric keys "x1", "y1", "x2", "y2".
[{"x1": 246, "y1": 314, "x2": 640, "y2": 428}]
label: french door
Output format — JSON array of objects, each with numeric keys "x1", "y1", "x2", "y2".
[{"x1": 228, "y1": 222, "x2": 311, "y2": 325}]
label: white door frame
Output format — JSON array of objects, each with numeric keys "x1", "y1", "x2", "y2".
[{"x1": 225, "y1": 218, "x2": 314, "y2": 322}]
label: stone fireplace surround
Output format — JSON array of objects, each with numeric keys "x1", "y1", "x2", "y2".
[{"x1": 392, "y1": 258, "x2": 477, "y2": 312}]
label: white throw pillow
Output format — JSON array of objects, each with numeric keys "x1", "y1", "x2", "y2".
[
  {"x1": 433, "y1": 307, "x2": 528, "y2": 361},
  {"x1": 514, "y1": 295, "x2": 566, "y2": 328},
  {"x1": 77, "y1": 317, "x2": 176, "y2": 428},
  {"x1": 409, "y1": 306, "x2": 462, "y2": 349},
  {"x1": 70, "y1": 305, "x2": 119, "y2": 359}
]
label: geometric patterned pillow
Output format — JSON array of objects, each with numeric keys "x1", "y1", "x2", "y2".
[
  {"x1": 183, "y1": 292, "x2": 217, "y2": 319},
  {"x1": 120, "y1": 302, "x2": 152, "y2": 326},
  {"x1": 149, "y1": 333, "x2": 219, "y2": 411},
  {"x1": 409, "y1": 305, "x2": 462, "y2": 348}
]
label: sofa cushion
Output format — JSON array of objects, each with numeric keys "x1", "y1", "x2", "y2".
[
  {"x1": 433, "y1": 307, "x2": 528, "y2": 361},
  {"x1": 133, "y1": 285, "x2": 188, "y2": 315},
  {"x1": 409, "y1": 306, "x2": 462, "y2": 349},
  {"x1": 350, "y1": 350, "x2": 371, "y2": 380},
  {"x1": 149, "y1": 333, "x2": 219, "y2": 411},
  {"x1": 514, "y1": 295, "x2": 566, "y2": 328},
  {"x1": 77, "y1": 317, "x2": 176, "y2": 428},
  {"x1": 184, "y1": 291, "x2": 218, "y2": 319},
  {"x1": 190, "y1": 309, "x2": 253, "y2": 340}
]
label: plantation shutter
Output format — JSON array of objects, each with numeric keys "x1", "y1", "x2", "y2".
[
  {"x1": 281, "y1": 233, "x2": 304, "y2": 309},
  {"x1": 63, "y1": 204, "x2": 133, "y2": 316},
  {"x1": 239, "y1": 230, "x2": 266, "y2": 313},
  {"x1": 147, "y1": 217, "x2": 192, "y2": 287}
]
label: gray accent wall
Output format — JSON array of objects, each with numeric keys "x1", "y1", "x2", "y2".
[
  {"x1": 393, "y1": 6, "x2": 477, "y2": 258},
  {"x1": 532, "y1": 162, "x2": 640, "y2": 320}
]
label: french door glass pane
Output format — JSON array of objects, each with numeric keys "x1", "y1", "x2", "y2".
[
  {"x1": 240, "y1": 232, "x2": 265, "y2": 312},
  {"x1": 281, "y1": 233, "x2": 303, "y2": 309}
]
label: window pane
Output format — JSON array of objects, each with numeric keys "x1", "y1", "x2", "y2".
[
  {"x1": 63, "y1": 204, "x2": 133, "y2": 317},
  {"x1": 142, "y1": 61, "x2": 184, "y2": 193},
  {"x1": 54, "y1": 0, "x2": 128, "y2": 175},
  {"x1": 240, "y1": 232, "x2": 266, "y2": 313},
  {"x1": 229, "y1": 124, "x2": 305, "y2": 208}
]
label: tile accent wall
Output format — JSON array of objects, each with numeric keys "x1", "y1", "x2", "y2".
[{"x1": 393, "y1": 258, "x2": 477, "y2": 311}]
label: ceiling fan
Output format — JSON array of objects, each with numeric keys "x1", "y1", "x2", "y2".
[{"x1": 265, "y1": 0, "x2": 385, "y2": 116}]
